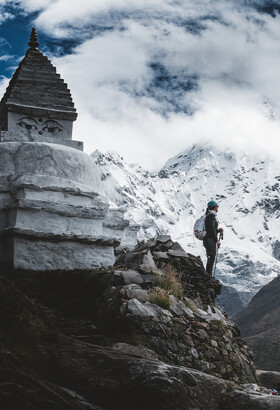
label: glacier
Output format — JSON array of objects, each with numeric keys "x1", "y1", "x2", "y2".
[{"x1": 91, "y1": 144, "x2": 280, "y2": 316}]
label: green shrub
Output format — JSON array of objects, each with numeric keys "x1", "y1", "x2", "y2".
[{"x1": 211, "y1": 320, "x2": 226, "y2": 329}]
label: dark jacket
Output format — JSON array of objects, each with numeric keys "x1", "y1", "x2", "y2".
[{"x1": 204, "y1": 212, "x2": 218, "y2": 243}]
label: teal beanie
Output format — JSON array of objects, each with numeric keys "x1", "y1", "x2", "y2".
[{"x1": 208, "y1": 200, "x2": 218, "y2": 208}]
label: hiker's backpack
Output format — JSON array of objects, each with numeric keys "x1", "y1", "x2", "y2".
[{"x1": 194, "y1": 215, "x2": 207, "y2": 240}]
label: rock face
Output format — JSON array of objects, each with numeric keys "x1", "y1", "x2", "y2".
[
  {"x1": 0, "y1": 29, "x2": 137, "y2": 271},
  {"x1": 235, "y1": 274, "x2": 280, "y2": 372}
]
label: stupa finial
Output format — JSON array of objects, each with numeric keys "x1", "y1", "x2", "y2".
[{"x1": 28, "y1": 27, "x2": 40, "y2": 51}]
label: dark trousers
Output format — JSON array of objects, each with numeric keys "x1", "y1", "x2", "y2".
[{"x1": 203, "y1": 237, "x2": 217, "y2": 276}]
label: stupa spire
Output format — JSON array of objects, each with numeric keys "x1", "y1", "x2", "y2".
[
  {"x1": 0, "y1": 26, "x2": 78, "y2": 140},
  {"x1": 28, "y1": 27, "x2": 40, "y2": 51}
]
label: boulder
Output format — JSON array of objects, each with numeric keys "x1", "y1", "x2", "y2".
[
  {"x1": 122, "y1": 284, "x2": 150, "y2": 302},
  {"x1": 156, "y1": 235, "x2": 172, "y2": 243},
  {"x1": 127, "y1": 299, "x2": 159, "y2": 317},
  {"x1": 257, "y1": 370, "x2": 280, "y2": 389}
]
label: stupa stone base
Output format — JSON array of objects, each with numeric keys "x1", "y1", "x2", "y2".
[
  {"x1": 0, "y1": 231, "x2": 118, "y2": 271},
  {"x1": 0, "y1": 142, "x2": 121, "y2": 271}
]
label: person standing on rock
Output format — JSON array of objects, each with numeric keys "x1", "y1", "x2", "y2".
[{"x1": 203, "y1": 200, "x2": 223, "y2": 276}]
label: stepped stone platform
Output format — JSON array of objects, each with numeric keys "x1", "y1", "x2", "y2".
[{"x1": 0, "y1": 141, "x2": 120, "y2": 270}]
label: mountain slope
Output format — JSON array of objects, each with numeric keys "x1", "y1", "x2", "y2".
[
  {"x1": 234, "y1": 274, "x2": 280, "y2": 337},
  {"x1": 91, "y1": 144, "x2": 280, "y2": 316},
  {"x1": 235, "y1": 274, "x2": 280, "y2": 371}
]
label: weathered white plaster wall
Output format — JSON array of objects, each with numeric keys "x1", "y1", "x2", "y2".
[
  {"x1": 15, "y1": 209, "x2": 103, "y2": 236},
  {"x1": 20, "y1": 189, "x2": 103, "y2": 210},
  {"x1": 0, "y1": 142, "x2": 102, "y2": 191}
]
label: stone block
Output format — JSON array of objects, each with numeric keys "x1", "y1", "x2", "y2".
[
  {"x1": 121, "y1": 270, "x2": 144, "y2": 285},
  {"x1": 156, "y1": 235, "x2": 171, "y2": 243},
  {"x1": 12, "y1": 236, "x2": 115, "y2": 270},
  {"x1": 142, "y1": 250, "x2": 157, "y2": 269},
  {"x1": 127, "y1": 299, "x2": 158, "y2": 317},
  {"x1": 177, "y1": 301, "x2": 195, "y2": 318},
  {"x1": 168, "y1": 249, "x2": 189, "y2": 258},
  {"x1": 123, "y1": 252, "x2": 143, "y2": 268},
  {"x1": 14, "y1": 208, "x2": 103, "y2": 237},
  {"x1": 123, "y1": 284, "x2": 149, "y2": 302},
  {"x1": 153, "y1": 251, "x2": 170, "y2": 261},
  {"x1": 169, "y1": 295, "x2": 184, "y2": 316},
  {"x1": 133, "y1": 238, "x2": 157, "y2": 252}
]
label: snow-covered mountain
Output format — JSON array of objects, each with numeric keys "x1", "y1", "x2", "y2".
[{"x1": 91, "y1": 145, "x2": 280, "y2": 316}]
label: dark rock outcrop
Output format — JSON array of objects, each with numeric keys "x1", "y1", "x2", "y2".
[
  {"x1": 1, "y1": 236, "x2": 279, "y2": 409},
  {"x1": 0, "y1": 275, "x2": 235, "y2": 410}
]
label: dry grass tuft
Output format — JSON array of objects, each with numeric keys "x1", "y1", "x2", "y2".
[
  {"x1": 149, "y1": 287, "x2": 170, "y2": 309},
  {"x1": 153, "y1": 264, "x2": 183, "y2": 300}
]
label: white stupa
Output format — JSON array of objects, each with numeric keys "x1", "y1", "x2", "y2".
[{"x1": 0, "y1": 28, "x2": 137, "y2": 271}]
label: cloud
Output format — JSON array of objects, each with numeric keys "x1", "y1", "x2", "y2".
[
  {"x1": 2, "y1": 0, "x2": 280, "y2": 169},
  {"x1": 0, "y1": 2, "x2": 14, "y2": 24},
  {"x1": 31, "y1": 0, "x2": 235, "y2": 38},
  {"x1": 0, "y1": 54, "x2": 13, "y2": 61}
]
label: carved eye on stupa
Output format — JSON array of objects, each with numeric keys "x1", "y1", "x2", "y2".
[
  {"x1": 42, "y1": 120, "x2": 63, "y2": 134},
  {"x1": 17, "y1": 117, "x2": 38, "y2": 130}
]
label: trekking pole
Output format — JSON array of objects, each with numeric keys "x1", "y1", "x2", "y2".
[
  {"x1": 213, "y1": 232, "x2": 222, "y2": 278},
  {"x1": 213, "y1": 246, "x2": 218, "y2": 278}
]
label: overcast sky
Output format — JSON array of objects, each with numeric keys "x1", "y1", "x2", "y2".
[{"x1": 0, "y1": 0, "x2": 280, "y2": 169}]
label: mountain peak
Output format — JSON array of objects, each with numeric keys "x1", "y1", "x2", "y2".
[{"x1": 92, "y1": 144, "x2": 280, "y2": 317}]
